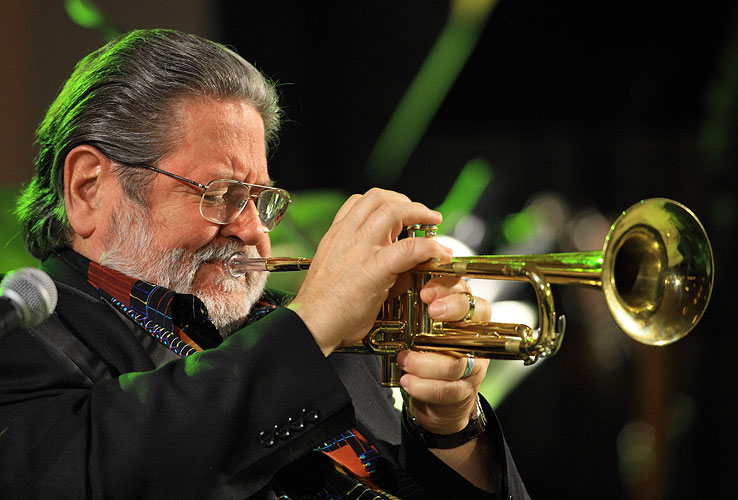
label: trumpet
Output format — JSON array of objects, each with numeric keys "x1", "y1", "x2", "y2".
[{"x1": 226, "y1": 198, "x2": 714, "y2": 387}]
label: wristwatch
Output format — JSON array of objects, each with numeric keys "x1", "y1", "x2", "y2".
[{"x1": 403, "y1": 396, "x2": 487, "y2": 449}]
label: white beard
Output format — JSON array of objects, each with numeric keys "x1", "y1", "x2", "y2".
[{"x1": 99, "y1": 199, "x2": 268, "y2": 337}]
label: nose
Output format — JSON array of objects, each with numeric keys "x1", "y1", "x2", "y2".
[{"x1": 218, "y1": 199, "x2": 268, "y2": 247}]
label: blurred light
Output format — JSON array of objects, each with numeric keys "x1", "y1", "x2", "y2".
[
  {"x1": 65, "y1": 0, "x2": 105, "y2": 29},
  {"x1": 392, "y1": 388, "x2": 403, "y2": 410},
  {"x1": 481, "y1": 299, "x2": 538, "y2": 407},
  {"x1": 500, "y1": 192, "x2": 569, "y2": 252},
  {"x1": 434, "y1": 234, "x2": 474, "y2": 257},
  {"x1": 452, "y1": 0, "x2": 499, "y2": 18},
  {"x1": 617, "y1": 421, "x2": 656, "y2": 485},
  {"x1": 502, "y1": 211, "x2": 535, "y2": 243},
  {"x1": 64, "y1": 0, "x2": 120, "y2": 41},
  {"x1": 527, "y1": 191, "x2": 569, "y2": 234},
  {"x1": 570, "y1": 210, "x2": 610, "y2": 251},
  {"x1": 668, "y1": 392, "x2": 696, "y2": 441},
  {"x1": 709, "y1": 192, "x2": 738, "y2": 232},
  {"x1": 452, "y1": 214, "x2": 487, "y2": 250},
  {"x1": 489, "y1": 300, "x2": 537, "y2": 327}
]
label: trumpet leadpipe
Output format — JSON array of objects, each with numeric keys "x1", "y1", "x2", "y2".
[
  {"x1": 225, "y1": 255, "x2": 312, "y2": 276},
  {"x1": 225, "y1": 253, "x2": 604, "y2": 288}
]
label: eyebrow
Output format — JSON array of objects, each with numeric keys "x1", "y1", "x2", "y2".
[{"x1": 205, "y1": 165, "x2": 276, "y2": 188}]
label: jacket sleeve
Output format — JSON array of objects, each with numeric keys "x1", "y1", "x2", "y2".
[
  {"x1": 398, "y1": 396, "x2": 531, "y2": 500},
  {"x1": 0, "y1": 306, "x2": 356, "y2": 499},
  {"x1": 339, "y1": 352, "x2": 530, "y2": 500}
]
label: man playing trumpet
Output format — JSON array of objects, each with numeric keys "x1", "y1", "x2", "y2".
[{"x1": 0, "y1": 29, "x2": 528, "y2": 499}]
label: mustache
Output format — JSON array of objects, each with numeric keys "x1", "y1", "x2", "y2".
[
  {"x1": 190, "y1": 239, "x2": 259, "y2": 269},
  {"x1": 165, "y1": 240, "x2": 260, "y2": 294}
]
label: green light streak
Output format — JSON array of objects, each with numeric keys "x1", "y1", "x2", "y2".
[
  {"x1": 480, "y1": 361, "x2": 535, "y2": 408},
  {"x1": 65, "y1": 0, "x2": 105, "y2": 28},
  {"x1": 435, "y1": 157, "x2": 493, "y2": 233},
  {"x1": 64, "y1": 0, "x2": 121, "y2": 41},
  {"x1": 367, "y1": 0, "x2": 499, "y2": 185}
]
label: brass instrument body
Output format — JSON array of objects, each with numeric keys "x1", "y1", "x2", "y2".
[
  {"x1": 226, "y1": 198, "x2": 714, "y2": 387},
  {"x1": 344, "y1": 254, "x2": 566, "y2": 386}
]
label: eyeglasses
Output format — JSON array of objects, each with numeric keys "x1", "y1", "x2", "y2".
[{"x1": 128, "y1": 164, "x2": 291, "y2": 231}]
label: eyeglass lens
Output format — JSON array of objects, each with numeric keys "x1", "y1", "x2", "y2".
[{"x1": 200, "y1": 181, "x2": 289, "y2": 230}]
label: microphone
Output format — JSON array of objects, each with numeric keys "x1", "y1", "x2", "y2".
[{"x1": 0, "y1": 268, "x2": 58, "y2": 340}]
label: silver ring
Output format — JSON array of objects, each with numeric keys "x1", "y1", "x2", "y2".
[
  {"x1": 461, "y1": 354, "x2": 474, "y2": 379},
  {"x1": 462, "y1": 292, "x2": 475, "y2": 322}
]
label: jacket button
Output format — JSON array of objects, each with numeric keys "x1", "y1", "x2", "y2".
[
  {"x1": 259, "y1": 431, "x2": 276, "y2": 448},
  {"x1": 302, "y1": 408, "x2": 320, "y2": 423},
  {"x1": 276, "y1": 425, "x2": 291, "y2": 440},
  {"x1": 288, "y1": 416, "x2": 305, "y2": 431}
]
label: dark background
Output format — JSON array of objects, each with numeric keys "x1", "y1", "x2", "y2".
[{"x1": 1, "y1": 1, "x2": 736, "y2": 498}]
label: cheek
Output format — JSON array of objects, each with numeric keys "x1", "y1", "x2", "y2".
[
  {"x1": 155, "y1": 213, "x2": 220, "y2": 251},
  {"x1": 256, "y1": 237, "x2": 271, "y2": 258}
]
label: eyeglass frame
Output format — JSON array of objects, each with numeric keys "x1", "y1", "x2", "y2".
[{"x1": 126, "y1": 163, "x2": 291, "y2": 229}]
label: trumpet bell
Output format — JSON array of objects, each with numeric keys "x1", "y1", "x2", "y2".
[{"x1": 601, "y1": 198, "x2": 714, "y2": 346}]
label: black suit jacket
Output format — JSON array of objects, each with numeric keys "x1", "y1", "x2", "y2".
[{"x1": 0, "y1": 254, "x2": 529, "y2": 499}]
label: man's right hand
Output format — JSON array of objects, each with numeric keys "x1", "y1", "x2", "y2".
[{"x1": 287, "y1": 188, "x2": 450, "y2": 356}]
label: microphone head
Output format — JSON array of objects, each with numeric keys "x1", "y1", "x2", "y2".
[{"x1": 0, "y1": 268, "x2": 58, "y2": 327}]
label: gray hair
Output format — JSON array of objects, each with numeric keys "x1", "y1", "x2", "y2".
[{"x1": 17, "y1": 29, "x2": 281, "y2": 260}]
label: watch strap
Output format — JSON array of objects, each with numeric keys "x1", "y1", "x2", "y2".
[{"x1": 403, "y1": 396, "x2": 487, "y2": 449}]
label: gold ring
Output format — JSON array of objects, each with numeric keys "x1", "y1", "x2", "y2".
[{"x1": 463, "y1": 292, "x2": 475, "y2": 322}]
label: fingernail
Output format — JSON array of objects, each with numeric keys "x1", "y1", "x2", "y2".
[
  {"x1": 428, "y1": 302, "x2": 446, "y2": 316},
  {"x1": 397, "y1": 352, "x2": 407, "y2": 370}
]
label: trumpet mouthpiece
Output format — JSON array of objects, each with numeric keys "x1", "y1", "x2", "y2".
[{"x1": 224, "y1": 254, "x2": 270, "y2": 277}]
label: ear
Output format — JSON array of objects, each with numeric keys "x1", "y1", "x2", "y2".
[{"x1": 64, "y1": 145, "x2": 116, "y2": 240}]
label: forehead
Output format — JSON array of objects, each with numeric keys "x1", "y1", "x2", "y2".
[{"x1": 166, "y1": 96, "x2": 268, "y2": 181}]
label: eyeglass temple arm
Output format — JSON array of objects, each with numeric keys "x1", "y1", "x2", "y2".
[{"x1": 132, "y1": 164, "x2": 208, "y2": 190}]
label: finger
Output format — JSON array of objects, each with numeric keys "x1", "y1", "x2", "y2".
[
  {"x1": 343, "y1": 189, "x2": 443, "y2": 238},
  {"x1": 400, "y1": 372, "x2": 473, "y2": 407},
  {"x1": 376, "y1": 236, "x2": 452, "y2": 276},
  {"x1": 419, "y1": 276, "x2": 469, "y2": 303},
  {"x1": 398, "y1": 350, "x2": 473, "y2": 381},
  {"x1": 330, "y1": 193, "x2": 363, "y2": 226},
  {"x1": 332, "y1": 188, "x2": 410, "y2": 230},
  {"x1": 368, "y1": 201, "x2": 443, "y2": 243},
  {"x1": 426, "y1": 293, "x2": 491, "y2": 322},
  {"x1": 387, "y1": 271, "x2": 414, "y2": 299},
  {"x1": 399, "y1": 350, "x2": 490, "y2": 382}
]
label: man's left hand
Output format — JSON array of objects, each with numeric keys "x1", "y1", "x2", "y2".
[{"x1": 397, "y1": 277, "x2": 491, "y2": 435}]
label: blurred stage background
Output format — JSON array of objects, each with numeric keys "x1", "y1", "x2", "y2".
[{"x1": 1, "y1": 1, "x2": 735, "y2": 498}]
